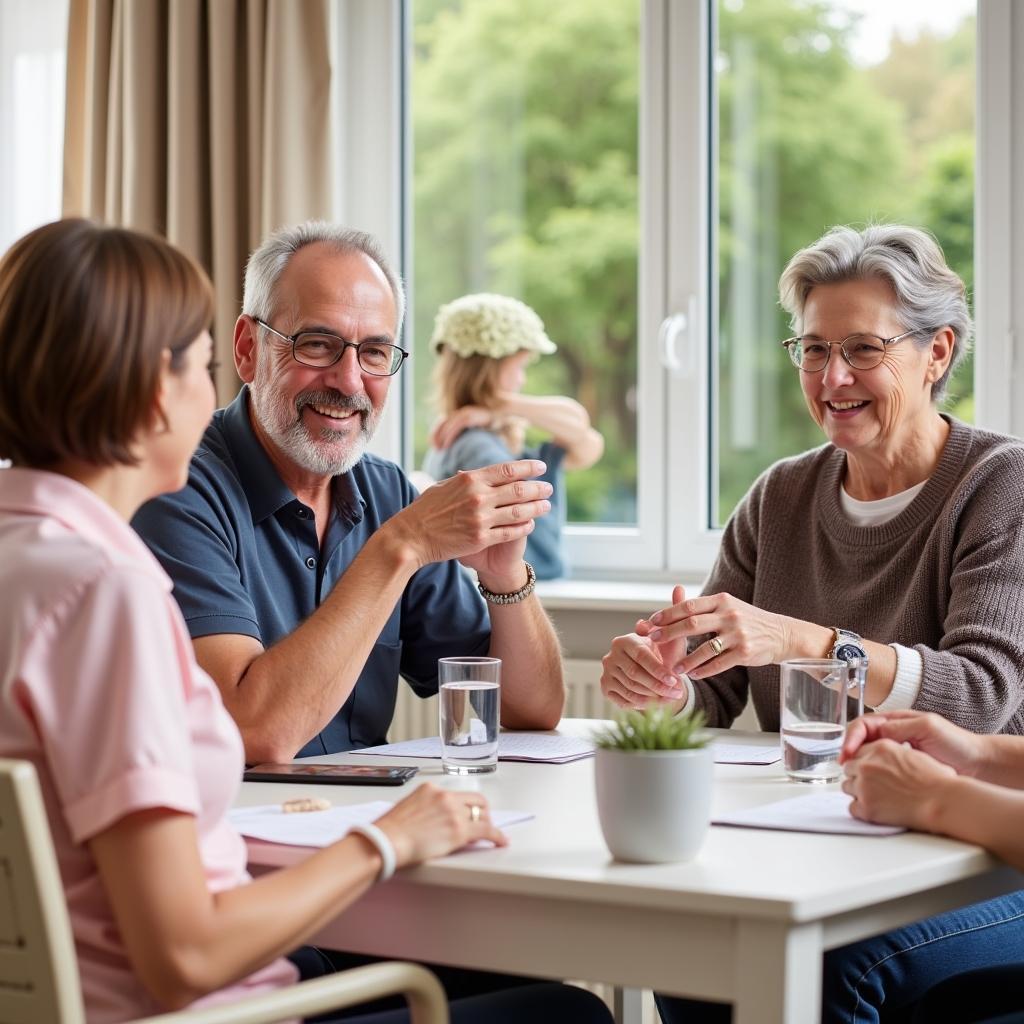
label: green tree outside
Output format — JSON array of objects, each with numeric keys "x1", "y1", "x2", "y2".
[{"x1": 409, "y1": 0, "x2": 976, "y2": 530}]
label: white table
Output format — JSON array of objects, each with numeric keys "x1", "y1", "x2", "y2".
[{"x1": 238, "y1": 722, "x2": 1023, "y2": 1024}]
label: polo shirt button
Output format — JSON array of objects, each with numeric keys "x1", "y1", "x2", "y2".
[
  {"x1": 305, "y1": 556, "x2": 317, "y2": 569},
  {"x1": 296, "y1": 508, "x2": 310, "y2": 519}
]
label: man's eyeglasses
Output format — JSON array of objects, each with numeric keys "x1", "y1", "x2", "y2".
[
  {"x1": 255, "y1": 318, "x2": 409, "y2": 376},
  {"x1": 782, "y1": 330, "x2": 920, "y2": 373}
]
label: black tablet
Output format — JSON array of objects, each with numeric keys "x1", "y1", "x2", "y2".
[{"x1": 242, "y1": 763, "x2": 419, "y2": 786}]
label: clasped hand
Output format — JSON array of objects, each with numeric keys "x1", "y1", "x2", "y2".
[
  {"x1": 394, "y1": 459, "x2": 551, "y2": 583},
  {"x1": 601, "y1": 586, "x2": 795, "y2": 709},
  {"x1": 640, "y1": 589, "x2": 793, "y2": 678},
  {"x1": 839, "y1": 711, "x2": 983, "y2": 830}
]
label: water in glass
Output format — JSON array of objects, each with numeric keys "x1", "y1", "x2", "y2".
[
  {"x1": 782, "y1": 721, "x2": 844, "y2": 781},
  {"x1": 779, "y1": 658, "x2": 847, "y2": 783},
  {"x1": 439, "y1": 681, "x2": 500, "y2": 774}
]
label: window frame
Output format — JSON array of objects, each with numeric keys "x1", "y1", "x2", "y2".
[
  {"x1": 336, "y1": 0, "x2": 1021, "y2": 581},
  {"x1": 975, "y1": 0, "x2": 1024, "y2": 441},
  {"x1": 0, "y1": 0, "x2": 68, "y2": 255}
]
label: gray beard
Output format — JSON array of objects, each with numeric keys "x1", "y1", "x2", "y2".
[{"x1": 250, "y1": 384, "x2": 377, "y2": 477}]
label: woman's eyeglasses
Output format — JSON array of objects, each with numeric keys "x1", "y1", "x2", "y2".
[{"x1": 782, "y1": 330, "x2": 919, "y2": 372}]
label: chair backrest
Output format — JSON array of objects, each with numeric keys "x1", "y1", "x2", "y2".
[{"x1": 0, "y1": 758, "x2": 85, "y2": 1024}]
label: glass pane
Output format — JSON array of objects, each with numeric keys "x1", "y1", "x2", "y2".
[
  {"x1": 715, "y1": 0, "x2": 976, "y2": 525},
  {"x1": 408, "y1": 0, "x2": 640, "y2": 525},
  {"x1": 0, "y1": 0, "x2": 68, "y2": 254}
]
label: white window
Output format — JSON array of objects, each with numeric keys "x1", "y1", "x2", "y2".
[
  {"x1": 711, "y1": 0, "x2": 976, "y2": 527},
  {"x1": 0, "y1": 0, "x2": 68, "y2": 255},
  {"x1": 407, "y1": 0, "x2": 642, "y2": 541},
  {"x1": 343, "y1": 0, "x2": 1023, "y2": 580}
]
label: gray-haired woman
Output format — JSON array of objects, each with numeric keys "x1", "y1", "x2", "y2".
[{"x1": 601, "y1": 223, "x2": 1024, "y2": 736}]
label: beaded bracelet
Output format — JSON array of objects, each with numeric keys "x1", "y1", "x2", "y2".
[
  {"x1": 349, "y1": 821, "x2": 396, "y2": 881},
  {"x1": 477, "y1": 562, "x2": 537, "y2": 605}
]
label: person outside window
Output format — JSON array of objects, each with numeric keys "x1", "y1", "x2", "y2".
[{"x1": 423, "y1": 293, "x2": 604, "y2": 580}]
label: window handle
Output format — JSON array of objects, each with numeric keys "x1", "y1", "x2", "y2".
[{"x1": 658, "y1": 295, "x2": 698, "y2": 378}]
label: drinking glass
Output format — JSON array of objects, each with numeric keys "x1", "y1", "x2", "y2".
[
  {"x1": 439, "y1": 657, "x2": 501, "y2": 775},
  {"x1": 779, "y1": 659, "x2": 848, "y2": 783},
  {"x1": 845, "y1": 657, "x2": 868, "y2": 722}
]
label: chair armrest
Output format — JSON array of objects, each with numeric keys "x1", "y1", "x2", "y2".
[{"x1": 132, "y1": 961, "x2": 448, "y2": 1024}]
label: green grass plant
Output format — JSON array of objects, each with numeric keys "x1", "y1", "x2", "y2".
[{"x1": 593, "y1": 706, "x2": 711, "y2": 751}]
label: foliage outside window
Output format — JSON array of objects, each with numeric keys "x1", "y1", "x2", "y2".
[
  {"x1": 716, "y1": 0, "x2": 975, "y2": 523},
  {"x1": 410, "y1": 0, "x2": 640, "y2": 526},
  {"x1": 409, "y1": 0, "x2": 975, "y2": 538}
]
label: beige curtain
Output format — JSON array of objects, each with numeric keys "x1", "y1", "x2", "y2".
[{"x1": 63, "y1": 0, "x2": 333, "y2": 401}]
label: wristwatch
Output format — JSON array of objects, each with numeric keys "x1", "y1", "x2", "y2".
[{"x1": 831, "y1": 627, "x2": 867, "y2": 662}]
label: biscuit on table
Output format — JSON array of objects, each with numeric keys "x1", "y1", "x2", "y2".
[{"x1": 281, "y1": 797, "x2": 331, "y2": 813}]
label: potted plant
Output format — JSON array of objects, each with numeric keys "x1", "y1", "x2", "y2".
[{"x1": 593, "y1": 707, "x2": 714, "y2": 863}]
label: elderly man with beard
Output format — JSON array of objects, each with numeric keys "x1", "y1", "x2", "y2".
[{"x1": 133, "y1": 222, "x2": 564, "y2": 764}]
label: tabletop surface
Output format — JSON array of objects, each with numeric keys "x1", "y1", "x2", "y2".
[{"x1": 239, "y1": 720, "x2": 1001, "y2": 925}]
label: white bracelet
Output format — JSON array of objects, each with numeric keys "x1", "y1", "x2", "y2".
[{"x1": 348, "y1": 822, "x2": 396, "y2": 881}]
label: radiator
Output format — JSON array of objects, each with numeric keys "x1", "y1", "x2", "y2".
[{"x1": 387, "y1": 658, "x2": 615, "y2": 742}]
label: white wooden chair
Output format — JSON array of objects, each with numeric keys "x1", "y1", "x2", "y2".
[{"x1": 0, "y1": 758, "x2": 448, "y2": 1024}]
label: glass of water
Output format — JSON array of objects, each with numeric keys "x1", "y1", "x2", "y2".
[
  {"x1": 780, "y1": 659, "x2": 848, "y2": 783},
  {"x1": 439, "y1": 657, "x2": 501, "y2": 775},
  {"x1": 845, "y1": 657, "x2": 868, "y2": 723}
]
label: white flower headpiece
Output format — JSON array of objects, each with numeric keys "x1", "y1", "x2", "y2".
[{"x1": 430, "y1": 293, "x2": 556, "y2": 359}]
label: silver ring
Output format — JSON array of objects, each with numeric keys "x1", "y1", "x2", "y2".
[
  {"x1": 469, "y1": 804, "x2": 482, "y2": 823},
  {"x1": 709, "y1": 636, "x2": 725, "y2": 657}
]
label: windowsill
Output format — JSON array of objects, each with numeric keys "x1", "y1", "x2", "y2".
[{"x1": 535, "y1": 578, "x2": 705, "y2": 613}]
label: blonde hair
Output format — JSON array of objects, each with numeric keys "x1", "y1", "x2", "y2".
[{"x1": 432, "y1": 348, "x2": 525, "y2": 451}]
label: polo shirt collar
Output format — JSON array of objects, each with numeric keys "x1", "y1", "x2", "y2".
[
  {"x1": 0, "y1": 467, "x2": 169, "y2": 585},
  {"x1": 219, "y1": 386, "x2": 368, "y2": 524},
  {"x1": 219, "y1": 387, "x2": 302, "y2": 523},
  {"x1": 338, "y1": 461, "x2": 368, "y2": 523}
]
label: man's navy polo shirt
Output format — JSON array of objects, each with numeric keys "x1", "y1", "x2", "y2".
[{"x1": 132, "y1": 387, "x2": 491, "y2": 757}]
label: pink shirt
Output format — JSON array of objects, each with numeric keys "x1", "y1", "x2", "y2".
[{"x1": 0, "y1": 469, "x2": 297, "y2": 1023}]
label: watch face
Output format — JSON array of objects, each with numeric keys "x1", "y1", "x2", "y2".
[{"x1": 835, "y1": 642, "x2": 866, "y2": 662}]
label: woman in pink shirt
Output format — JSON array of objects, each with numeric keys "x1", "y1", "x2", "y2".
[{"x1": 0, "y1": 220, "x2": 610, "y2": 1024}]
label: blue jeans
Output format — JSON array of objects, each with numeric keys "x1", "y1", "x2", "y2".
[
  {"x1": 910, "y1": 964, "x2": 1024, "y2": 1022},
  {"x1": 656, "y1": 891, "x2": 1024, "y2": 1024},
  {"x1": 822, "y1": 890, "x2": 1024, "y2": 1023}
]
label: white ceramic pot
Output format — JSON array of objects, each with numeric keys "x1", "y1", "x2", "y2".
[{"x1": 594, "y1": 746, "x2": 714, "y2": 863}]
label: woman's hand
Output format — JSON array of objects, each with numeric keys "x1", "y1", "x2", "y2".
[
  {"x1": 430, "y1": 406, "x2": 493, "y2": 449},
  {"x1": 373, "y1": 783, "x2": 507, "y2": 868},
  {"x1": 600, "y1": 633, "x2": 688, "y2": 708},
  {"x1": 840, "y1": 710, "x2": 987, "y2": 776},
  {"x1": 638, "y1": 591, "x2": 794, "y2": 679},
  {"x1": 841, "y1": 739, "x2": 957, "y2": 830},
  {"x1": 600, "y1": 587, "x2": 692, "y2": 708}
]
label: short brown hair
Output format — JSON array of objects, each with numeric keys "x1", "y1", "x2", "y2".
[{"x1": 0, "y1": 219, "x2": 214, "y2": 467}]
